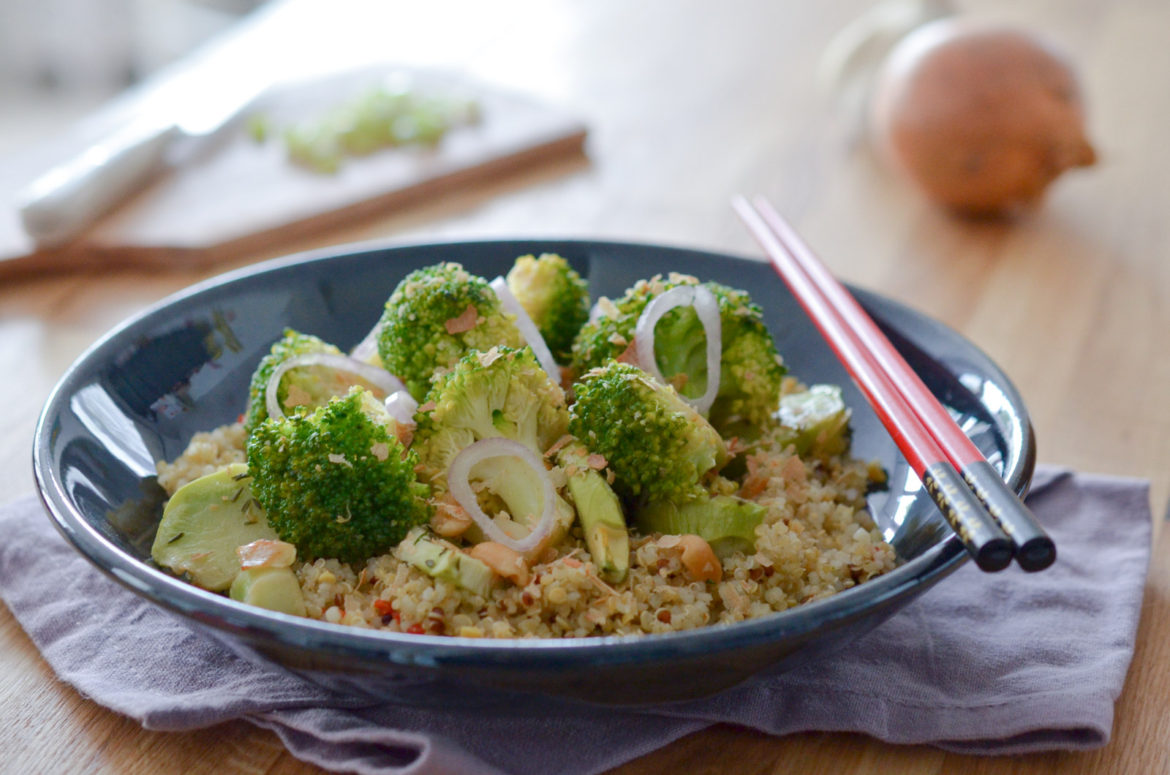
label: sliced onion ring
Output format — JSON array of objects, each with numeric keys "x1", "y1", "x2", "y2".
[
  {"x1": 447, "y1": 438, "x2": 557, "y2": 554},
  {"x1": 634, "y1": 284, "x2": 722, "y2": 415},
  {"x1": 265, "y1": 352, "x2": 407, "y2": 422},
  {"x1": 383, "y1": 389, "x2": 419, "y2": 426},
  {"x1": 489, "y1": 277, "x2": 561, "y2": 381},
  {"x1": 349, "y1": 320, "x2": 384, "y2": 364}
]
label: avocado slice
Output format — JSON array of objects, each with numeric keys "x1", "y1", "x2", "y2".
[
  {"x1": 151, "y1": 463, "x2": 279, "y2": 591},
  {"x1": 397, "y1": 528, "x2": 496, "y2": 598},
  {"x1": 229, "y1": 566, "x2": 307, "y2": 616},
  {"x1": 559, "y1": 444, "x2": 629, "y2": 584},
  {"x1": 634, "y1": 495, "x2": 766, "y2": 558},
  {"x1": 776, "y1": 384, "x2": 852, "y2": 459}
]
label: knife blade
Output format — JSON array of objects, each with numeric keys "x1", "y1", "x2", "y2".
[{"x1": 16, "y1": 64, "x2": 273, "y2": 247}]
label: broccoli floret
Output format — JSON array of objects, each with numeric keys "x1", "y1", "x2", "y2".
[
  {"x1": 376, "y1": 262, "x2": 525, "y2": 400},
  {"x1": 244, "y1": 329, "x2": 390, "y2": 436},
  {"x1": 505, "y1": 253, "x2": 589, "y2": 364},
  {"x1": 413, "y1": 345, "x2": 570, "y2": 492},
  {"x1": 246, "y1": 387, "x2": 431, "y2": 565},
  {"x1": 569, "y1": 362, "x2": 726, "y2": 504},
  {"x1": 412, "y1": 346, "x2": 575, "y2": 549},
  {"x1": 570, "y1": 274, "x2": 786, "y2": 438},
  {"x1": 245, "y1": 330, "x2": 333, "y2": 434}
]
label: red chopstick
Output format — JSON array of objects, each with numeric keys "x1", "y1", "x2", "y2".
[{"x1": 734, "y1": 195, "x2": 1055, "y2": 572}]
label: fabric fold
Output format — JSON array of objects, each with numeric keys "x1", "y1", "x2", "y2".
[{"x1": 0, "y1": 465, "x2": 1151, "y2": 774}]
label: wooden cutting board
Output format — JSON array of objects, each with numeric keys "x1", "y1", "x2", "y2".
[{"x1": 0, "y1": 66, "x2": 587, "y2": 279}]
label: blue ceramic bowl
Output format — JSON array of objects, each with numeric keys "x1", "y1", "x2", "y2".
[{"x1": 33, "y1": 239, "x2": 1034, "y2": 704}]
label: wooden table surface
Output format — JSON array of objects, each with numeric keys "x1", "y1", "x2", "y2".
[{"x1": 3, "y1": 0, "x2": 1168, "y2": 772}]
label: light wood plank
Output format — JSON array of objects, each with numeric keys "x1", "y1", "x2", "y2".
[{"x1": 1, "y1": 1, "x2": 1166, "y2": 773}]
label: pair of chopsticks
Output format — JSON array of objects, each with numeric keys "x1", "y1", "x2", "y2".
[{"x1": 734, "y1": 195, "x2": 1055, "y2": 573}]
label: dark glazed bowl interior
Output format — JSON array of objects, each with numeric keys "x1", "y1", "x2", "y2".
[{"x1": 33, "y1": 239, "x2": 1035, "y2": 705}]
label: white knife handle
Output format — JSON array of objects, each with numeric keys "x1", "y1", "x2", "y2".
[{"x1": 17, "y1": 120, "x2": 180, "y2": 247}]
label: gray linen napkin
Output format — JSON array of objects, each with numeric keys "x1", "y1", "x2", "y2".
[{"x1": 0, "y1": 466, "x2": 1150, "y2": 775}]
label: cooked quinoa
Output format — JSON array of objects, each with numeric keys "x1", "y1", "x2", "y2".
[{"x1": 157, "y1": 420, "x2": 896, "y2": 638}]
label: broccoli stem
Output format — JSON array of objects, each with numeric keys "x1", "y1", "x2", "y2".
[
  {"x1": 556, "y1": 441, "x2": 629, "y2": 583},
  {"x1": 564, "y1": 467, "x2": 629, "y2": 584},
  {"x1": 634, "y1": 495, "x2": 766, "y2": 559},
  {"x1": 776, "y1": 384, "x2": 853, "y2": 459},
  {"x1": 229, "y1": 566, "x2": 307, "y2": 616},
  {"x1": 397, "y1": 528, "x2": 496, "y2": 597}
]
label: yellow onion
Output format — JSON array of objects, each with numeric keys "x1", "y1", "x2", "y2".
[{"x1": 869, "y1": 19, "x2": 1097, "y2": 216}]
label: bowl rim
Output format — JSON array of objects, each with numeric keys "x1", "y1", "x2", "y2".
[{"x1": 33, "y1": 237, "x2": 1034, "y2": 672}]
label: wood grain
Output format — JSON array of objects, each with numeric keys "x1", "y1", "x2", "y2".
[{"x1": 1, "y1": 0, "x2": 1167, "y2": 773}]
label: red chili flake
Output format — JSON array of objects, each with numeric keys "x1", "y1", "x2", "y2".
[
  {"x1": 425, "y1": 607, "x2": 446, "y2": 635},
  {"x1": 656, "y1": 609, "x2": 672, "y2": 624},
  {"x1": 236, "y1": 413, "x2": 245, "y2": 424},
  {"x1": 373, "y1": 599, "x2": 395, "y2": 616},
  {"x1": 616, "y1": 339, "x2": 639, "y2": 365},
  {"x1": 406, "y1": 623, "x2": 425, "y2": 635}
]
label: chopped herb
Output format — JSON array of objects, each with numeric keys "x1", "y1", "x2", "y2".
[{"x1": 246, "y1": 113, "x2": 270, "y2": 143}]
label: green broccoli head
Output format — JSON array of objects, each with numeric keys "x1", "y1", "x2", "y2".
[
  {"x1": 505, "y1": 253, "x2": 589, "y2": 364},
  {"x1": 569, "y1": 361, "x2": 727, "y2": 504},
  {"x1": 376, "y1": 262, "x2": 525, "y2": 400},
  {"x1": 570, "y1": 274, "x2": 786, "y2": 438},
  {"x1": 412, "y1": 345, "x2": 570, "y2": 489},
  {"x1": 246, "y1": 387, "x2": 431, "y2": 565},
  {"x1": 245, "y1": 329, "x2": 349, "y2": 435}
]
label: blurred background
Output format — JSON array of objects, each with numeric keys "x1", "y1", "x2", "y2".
[{"x1": 0, "y1": 0, "x2": 264, "y2": 153}]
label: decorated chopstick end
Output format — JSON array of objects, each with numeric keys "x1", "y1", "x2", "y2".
[
  {"x1": 962, "y1": 460, "x2": 1056, "y2": 572},
  {"x1": 922, "y1": 461, "x2": 1014, "y2": 572}
]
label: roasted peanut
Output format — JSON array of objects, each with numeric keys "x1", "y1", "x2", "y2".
[
  {"x1": 468, "y1": 541, "x2": 531, "y2": 586},
  {"x1": 677, "y1": 534, "x2": 722, "y2": 582},
  {"x1": 431, "y1": 493, "x2": 474, "y2": 538}
]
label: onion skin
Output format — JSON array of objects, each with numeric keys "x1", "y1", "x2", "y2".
[{"x1": 870, "y1": 20, "x2": 1096, "y2": 216}]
